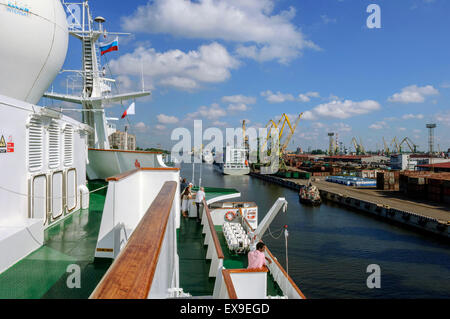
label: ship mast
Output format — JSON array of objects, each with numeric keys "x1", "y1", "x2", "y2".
[{"x1": 44, "y1": 0, "x2": 150, "y2": 149}]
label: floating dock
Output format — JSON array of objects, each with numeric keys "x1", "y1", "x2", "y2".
[{"x1": 250, "y1": 172, "x2": 450, "y2": 239}]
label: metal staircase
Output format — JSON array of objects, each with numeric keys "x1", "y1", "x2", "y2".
[{"x1": 82, "y1": 37, "x2": 94, "y2": 96}]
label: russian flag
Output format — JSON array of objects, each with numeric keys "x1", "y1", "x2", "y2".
[
  {"x1": 121, "y1": 102, "x2": 135, "y2": 119},
  {"x1": 99, "y1": 37, "x2": 119, "y2": 56}
]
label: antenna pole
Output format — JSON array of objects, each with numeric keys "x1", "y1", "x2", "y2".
[{"x1": 141, "y1": 60, "x2": 145, "y2": 92}]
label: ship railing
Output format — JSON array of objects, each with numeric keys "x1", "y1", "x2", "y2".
[
  {"x1": 265, "y1": 247, "x2": 306, "y2": 299},
  {"x1": 201, "y1": 199, "x2": 224, "y2": 277},
  {"x1": 213, "y1": 268, "x2": 268, "y2": 299},
  {"x1": 242, "y1": 214, "x2": 306, "y2": 299},
  {"x1": 90, "y1": 168, "x2": 181, "y2": 299}
]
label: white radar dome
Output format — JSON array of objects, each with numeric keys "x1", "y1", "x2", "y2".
[{"x1": 0, "y1": 0, "x2": 68, "y2": 104}]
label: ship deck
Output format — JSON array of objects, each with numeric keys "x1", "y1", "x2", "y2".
[
  {"x1": 0, "y1": 181, "x2": 110, "y2": 299},
  {"x1": 177, "y1": 217, "x2": 283, "y2": 297}
]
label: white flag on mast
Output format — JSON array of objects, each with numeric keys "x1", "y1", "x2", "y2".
[{"x1": 121, "y1": 102, "x2": 135, "y2": 119}]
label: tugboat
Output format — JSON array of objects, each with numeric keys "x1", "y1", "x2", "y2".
[{"x1": 299, "y1": 182, "x2": 322, "y2": 206}]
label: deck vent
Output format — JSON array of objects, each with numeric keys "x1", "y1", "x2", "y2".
[
  {"x1": 28, "y1": 117, "x2": 44, "y2": 172},
  {"x1": 48, "y1": 121, "x2": 60, "y2": 169},
  {"x1": 64, "y1": 124, "x2": 74, "y2": 167}
]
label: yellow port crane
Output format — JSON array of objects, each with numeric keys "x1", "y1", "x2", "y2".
[
  {"x1": 262, "y1": 113, "x2": 303, "y2": 151},
  {"x1": 382, "y1": 137, "x2": 390, "y2": 156},
  {"x1": 280, "y1": 114, "x2": 303, "y2": 153},
  {"x1": 390, "y1": 137, "x2": 400, "y2": 154},
  {"x1": 259, "y1": 113, "x2": 303, "y2": 170},
  {"x1": 399, "y1": 137, "x2": 418, "y2": 153},
  {"x1": 351, "y1": 137, "x2": 366, "y2": 155}
]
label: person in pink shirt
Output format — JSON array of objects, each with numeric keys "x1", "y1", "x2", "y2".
[{"x1": 247, "y1": 242, "x2": 272, "y2": 269}]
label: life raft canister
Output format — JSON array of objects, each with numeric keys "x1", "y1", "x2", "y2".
[{"x1": 225, "y1": 211, "x2": 236, "y2": 221}]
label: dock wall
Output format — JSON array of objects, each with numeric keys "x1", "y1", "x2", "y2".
[{"x1": 250, "y1": 172, "x2": 450, "y2": 239}]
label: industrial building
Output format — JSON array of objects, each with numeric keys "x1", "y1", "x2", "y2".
[{"x1": 108, "y1": 129, "x2": 136, "y2": 151}]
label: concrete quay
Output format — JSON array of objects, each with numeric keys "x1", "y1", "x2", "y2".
[{"x1": 249, "y1": 172, "x2": 450, "y2": 239}]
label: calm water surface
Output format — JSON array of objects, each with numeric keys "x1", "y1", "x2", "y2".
[{"x1": 181, "y1": 163, "x2": 450, "y2": 299}]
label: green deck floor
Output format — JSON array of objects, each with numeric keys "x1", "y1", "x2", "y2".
[
  {"x1": 0, "y1": 181, "x2": 111, "y2": 299},
  {"x1": 177, "y1": 218, "x2": 283, "y2": 297}
]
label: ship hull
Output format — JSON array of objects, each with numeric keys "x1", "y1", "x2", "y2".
[
  {"x1": 299, "y1": 197, "x2": 322, "y2": 206},
  {"x1": 213, "y1": 162, "x2": 250, "y2": 175}
]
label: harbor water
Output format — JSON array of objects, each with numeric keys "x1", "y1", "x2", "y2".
[{"x1": 181, "y1": 163, "x2": 450, "y2": 299}]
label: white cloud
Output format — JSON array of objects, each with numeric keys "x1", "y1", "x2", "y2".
[
  {"x1": 109, "y1": 42, "x2": 239, "y2": 91},
  {"x1": 369, "y1": 121, "x2": 387, "y2": 130},
  {"x1": 298, "y1": 91, "x2": 320, "y2": 102},
  {"x1": 159, "y1": 77, "x2": 199, "y2": 90},
  {"x1": 321, "y1": 15, "x2": 337, "y2": 24},
  {"x1": 312, "y1": 99, "x2": 381, "y2": 119},
  {"x1": 227, "y1": 103, "x2": 249, "y2": 112},
  {"x1": 334, "y1": 122, "x2": 352, "y2": 132},
  {"x1": 261, "y1": 90, "x2": 320, "y2": 103},
  {"x1": 212, "y1": 120, "x2": 227, "y2": 127},
  {"x1": 402, "y1": 113, "x2": 424, "y2": 120},
  {"x1": 134, "y1": 122, "x2": 150, "y2": 133},
  {"x1": 157, "y1": 114, "x2": 179, "y2": 124},
  {"x1": 436, "y1": 111, "x2": 450, "y2": 126},
  {"x1": 155, "y1": 124, "x2": 167, "y2": 131},
  {"x1": 121, "y1": 0, "x2": 318, "y2": 64},
  {"x1": 187, "y1": 103, "x2": 227, "y2": 120},
  {"x1": 221, "y1": 95, "x2": 256, "y2": 105},
  {"x1": 302, "y1": 111, "x2": 317, "y2": 121},
  {"x1": 261, "y1": 90, "x2": 295, "y2": 103},
  {"x1": 388, "y1": 85, "x2": 439, "y2": 104},
  {"x1": 312, "y1": 122, "x2": 325, "y2": 129},
  {"x1": 222, "y1": 95, "x2": 256, "y2": 112}
]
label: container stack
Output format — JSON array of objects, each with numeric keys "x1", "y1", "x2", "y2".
[
  {"x1": 397, "y1": 171, "x2": 450, "y2": 204},
  {"x1": 376, "y1": 171, "x2": 400, "y2": 191}
]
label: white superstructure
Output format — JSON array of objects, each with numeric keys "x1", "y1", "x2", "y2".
[
  {"x1": 214, "y1": 146, "x2": 250, "y2": 175},
  {"x1": 0, "y1": 0, "x2": 68, "y2": 104},
  {"x1": 0, "y1": 0, "x2": 92, "y2": 274}
]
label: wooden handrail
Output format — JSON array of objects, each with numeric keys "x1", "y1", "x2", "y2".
[
  {"x1": 265, "y1": 247, "x2": 306, "y2": 299},
  {"x1": 140, "y1": 167, "x2": 180, "y2": 171},
  {"x1": 203, "y1": 199, "x2": 224, "y2": 259},
  {"x1": 90, "y1": 181, "x2": 178, "y2": 299},
  {"x1": 106, "y1": 168, "x2": 140, "y2": 182},
  {"x1": 106, "y1": 167, "x2": 180, "y2": 182},
  {"x1": 89, "y1": 148, "x2": 163, "y2": 155},
  {"x1": 227, "y1": 267, "x2": 268, "y2": 273},
  {"x1": 222, "y1": 269, "x2": 238, "y2": 299}
]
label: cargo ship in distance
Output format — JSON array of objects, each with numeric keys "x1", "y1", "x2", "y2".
[{"x1": 213, "y1": 145, "x2": 250, "y2": 175}]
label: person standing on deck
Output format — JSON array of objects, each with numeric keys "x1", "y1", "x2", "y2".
[
  {"x1": 247, "y1": 242, "x2": 272, "y2": 269},
  {"x1": 180, "y1": 178, "x2": 188, "y2": 194},
  {"x1": 194, "y1": 187, "x2": 205, "y2": 222},
  {"x1": 181, "y1": 183, "x2": 193, "y2": 218}
]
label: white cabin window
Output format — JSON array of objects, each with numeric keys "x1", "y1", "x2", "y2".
[
  {"x1": 48, "y1": 121, "x2": 60, "y2": 169},
  {"x1": 28, "y1": 117, "x2": 44, "y2": 172},
  {"x1": 64, "y1": 125, "x2": 74, "y2": 167}
]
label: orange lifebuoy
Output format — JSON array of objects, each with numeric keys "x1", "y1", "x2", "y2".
[{"x1": 225, "y1": 211, "x2": 236, "y2": 221}]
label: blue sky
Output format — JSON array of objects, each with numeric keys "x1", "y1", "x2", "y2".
[{"x1": 47, "y1": 0, "x2": 450, "y2": 152}]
